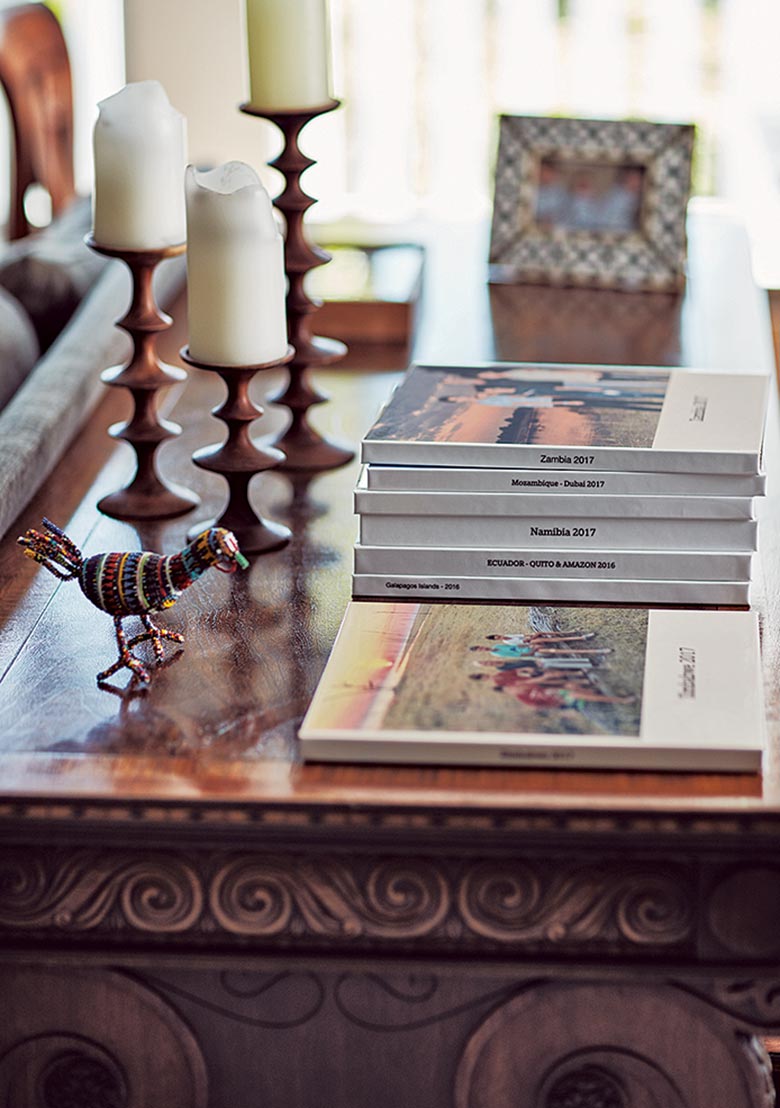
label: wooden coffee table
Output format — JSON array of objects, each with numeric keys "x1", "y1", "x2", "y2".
[{"x1": 0, "y1": 203, "x2": 778, "y2": 1108}]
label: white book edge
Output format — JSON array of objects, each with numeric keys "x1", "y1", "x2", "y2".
[
  {"x1": 351, "y1": 574, "x2": 752, "y2": 606},
  {"x1": 353, "y1": 545, "x2": 754, "y2": 581},
  {"x1": 298, "y1": 733, "x2": 760, "y2": 772},
  {"x1": 361, "y1": 439, "x2": 762, "y2": 475},
  {"x1": 358, "y1": 514, "x2": 758, "y2": 552},
  {"x1": 363, "y1": 464, "x2": 768, "y2": 497},
  {"x1": 354, "y1": 484, "x2": 756, "y2": 521}
]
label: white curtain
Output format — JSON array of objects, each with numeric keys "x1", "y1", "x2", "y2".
[
  {"x1": 309, "y1": 0, "x2": 738, "y2": 224},
  {"x1": 59, "y1": 0, "x2": 126, "y2": 196}
]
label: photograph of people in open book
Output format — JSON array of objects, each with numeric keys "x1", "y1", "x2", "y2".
[{"x1": 309, "y1": 603, "x2": 647, "y2": 740}]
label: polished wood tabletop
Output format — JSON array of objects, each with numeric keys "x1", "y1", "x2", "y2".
[
  {"x1": 0, "y1": 201, "x2": 778, "y2": 829},
  {"x1": 4, "y1": 203, "x2": 780, "y2": 1108}
]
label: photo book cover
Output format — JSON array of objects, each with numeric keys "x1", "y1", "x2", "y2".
[
  {"x1": 300, "y1": 601, "x2": 764, "y2": 770},
  {"x1": 362, "y1": 363, "x2": 768, "y2": 473}
]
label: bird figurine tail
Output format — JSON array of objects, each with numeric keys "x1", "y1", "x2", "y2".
[{"x1": 17, "y1": 518, "x2": 84, "y2": 581}]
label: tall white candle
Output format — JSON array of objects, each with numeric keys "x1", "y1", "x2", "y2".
[
  {"x1": 92, "y1": 81, "x2": 187, "y2": 251},
  {"x1": 185, "y1": 162, "x2": 287, "y2": 366},
  {"x1": 245, "y1": 0, "x2": 331, "y2": 111}
]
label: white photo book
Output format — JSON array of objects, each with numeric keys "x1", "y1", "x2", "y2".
[
  {"x1": 354, "y1": 480, "x2": 756, "y2": 521},
  {"x1": 358, "y1": 513, "x2": 757, "y2": 552},
  {"x1": 353, "y1": 544, "x2": 753, "y2": 582},
  {"x1": 299, "y1": 602, "x2": 765, "y2": 772},
  {"x1": 361, "y1": 363, "x2": 768, "y2": 475},
  {"x1": 351, "y1": 574, "x2": 751, "y2": 607},
  {"x1": 363, "y1": 464, "x2": 767, "y2": 498}
]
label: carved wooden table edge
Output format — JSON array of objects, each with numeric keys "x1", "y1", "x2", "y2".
[{"x1": 1, "y1": 819, "x2": 780, "y2": 976}]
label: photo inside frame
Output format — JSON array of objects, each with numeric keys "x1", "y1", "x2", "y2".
[{"x1": 533, "y1": 158, "x2": 646, "y2": 234}]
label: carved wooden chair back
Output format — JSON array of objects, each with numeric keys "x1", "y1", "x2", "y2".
[{"x1": 0, "y1": 2, "x2": 76, "y2": 239}]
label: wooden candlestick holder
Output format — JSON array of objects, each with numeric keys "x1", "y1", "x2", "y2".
[
  {"x1": 85, "y1": 235, "x2": 199, "y2": 520},
  {"x1": 180, "y1": 345, "x2": 294, "y2": 554},
  {"x1": 240, "y1": 98, "x2": 354, "y2": 472}
]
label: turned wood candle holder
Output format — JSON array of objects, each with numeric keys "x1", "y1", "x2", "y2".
[
  {"x1": 180, "y1": 345, "x2": 294, "y2": 554},
  {"x1": 86, "y1": 235, "x2": 199, "y2": 520},
  {"x1": 240, "y1": 98, "x2": 354, "y2": 472}
]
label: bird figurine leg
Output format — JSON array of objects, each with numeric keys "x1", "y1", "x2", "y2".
[
  {"x1": 97, "y1": 616, "x2": 152, "y2": 685},
  {"x1": 127, "y1": 614, "x2": 184, "y2": 661}
]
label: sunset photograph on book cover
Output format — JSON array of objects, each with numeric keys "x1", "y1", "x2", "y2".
[
  {"x1": 311, "y1": 602, "x2": 648, "y2": 739},
  {"x1": 365, "y1": 364, "x2": 671, "y2": 449}
]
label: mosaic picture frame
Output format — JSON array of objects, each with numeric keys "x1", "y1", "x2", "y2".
[{"x1": 489, "y1": 116, "x2": 695, "y2": 293}]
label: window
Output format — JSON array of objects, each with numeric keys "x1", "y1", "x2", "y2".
[{"x1": 305, "y1": 0, "x2": 751, "y2": 226}]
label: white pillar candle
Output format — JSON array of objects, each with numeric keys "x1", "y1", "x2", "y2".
[
  {"x1": 185, "y1": 162, "x2": 288, "y2": 366},
  {"x1": 93, "y1": 81, "x2": 187, "y2": 251},
  {"x1": 245, "y1": 0, "x2": 331, "y2": 111}
]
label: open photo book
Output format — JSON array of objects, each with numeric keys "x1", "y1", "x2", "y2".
[{"x1": 299, "y1": 602, "x2": 765, "y2": 772}]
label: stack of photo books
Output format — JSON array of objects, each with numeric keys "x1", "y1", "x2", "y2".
[{"x1": 353, "y1": 362, "x2": 769, "y2": 606}]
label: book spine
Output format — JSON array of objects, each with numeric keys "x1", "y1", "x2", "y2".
[
  {"x1": 358, "y1": 515, "x2": 758, "y2": 552},
  {"x1": 354, "y1": 488, "x2": 755, "y2": 520},
  {"x1": 354, "y1": 545, "x2": 753, "y2": 581},
  {"x1": 351, "y1": 574, "x2": 751, "y2": 606},
  {"x1": 299, "y1": 735, "x2": 759, "y2": 772},
  {"x1": 364, "y1": 466, "x2": 768, "y2": 497},
  {"x1": 361, "y1": 440, "x2": 760, "y2": 475}
]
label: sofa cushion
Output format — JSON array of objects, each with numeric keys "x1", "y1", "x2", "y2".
[
  {"x1": 0, "y1": 284, "x2": 39, "y2": 409},
  {"x1": 0, "y1": 197, "x2": 107, "y2": 352},
  {"x1": 0, "y1": 251, "x2": 186, "y2": 542}
]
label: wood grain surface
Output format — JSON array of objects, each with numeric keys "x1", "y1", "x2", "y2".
[{"x1": 0, "y1": 202, "x2": 777, "y2": 829}]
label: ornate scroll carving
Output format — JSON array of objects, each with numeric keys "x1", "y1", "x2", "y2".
[
  {"x1": 209, "y1": 859, "x2": 294, "y2": 936},
  {"x1": 209, "y1": 857, "x2": 450, "y2": 938},
  {"x1": 0, "y1": 846, "x2": 695, "y2": 954},
  {"x1": 458, "y1": 861, "x2": 693, "y2": 946},
  {"x1": 0, "y1": 850, "x2": 202, "y2": 933}
]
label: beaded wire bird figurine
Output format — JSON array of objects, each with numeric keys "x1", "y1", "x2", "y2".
[{"x1": 17, "y1": 519, "x2": 249, "y2": 684}]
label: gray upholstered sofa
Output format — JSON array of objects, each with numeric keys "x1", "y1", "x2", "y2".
[{"x1": 0, "y1": 199, "x2": 185, "y2": 538}]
